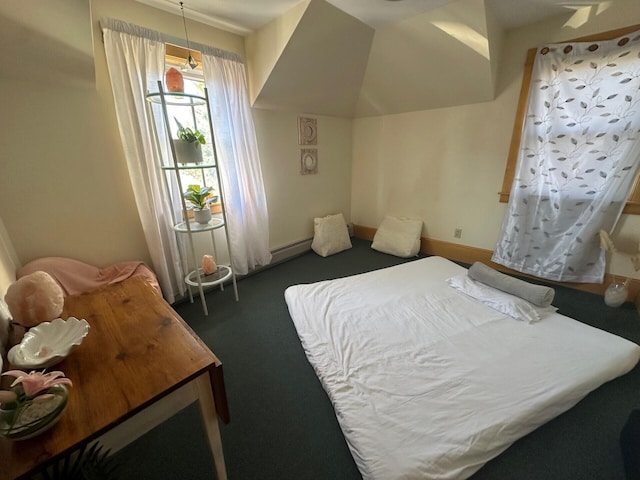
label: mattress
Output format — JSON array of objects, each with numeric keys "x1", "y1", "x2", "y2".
[{"x1": 284, "y1": 256, "x2": 640, "y2": 480}]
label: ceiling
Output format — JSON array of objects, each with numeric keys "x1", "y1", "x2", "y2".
[
  {"x1": 136, "y1": 0, "x2": 607, "y2": 36},
  {"x1": 133, "y1": 0, "x2": 619, "y2": 118}
]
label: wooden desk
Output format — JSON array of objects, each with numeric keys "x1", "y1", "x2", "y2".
[{"x1": 0, "y1": 277, "x2": 229, "y2": 480}]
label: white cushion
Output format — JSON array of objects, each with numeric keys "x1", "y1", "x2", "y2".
[
  {"x1": 311, "y1": 213, "x2": 352, "y2": 257},
  {"x1": 371, "y1": 216, "x2": 422, "y2": 257}
]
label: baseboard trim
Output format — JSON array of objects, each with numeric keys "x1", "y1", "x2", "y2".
[{"x1": 353, "y1": 224, "x2": 640, "y2": 308}]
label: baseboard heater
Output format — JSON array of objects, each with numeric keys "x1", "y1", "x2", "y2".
[
  {"x1": 172, "y1": 224, "x2": 357, "y2": 305},
  {"x1": 269, "y1": 237, "x2": 314, "y2": 266}
]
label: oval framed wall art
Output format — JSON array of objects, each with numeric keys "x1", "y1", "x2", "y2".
[
  {"x1": 298, "y1": 117, "x2": 317, "y2": 145},
  {"x1": 300, "y1": 149, "x2": 318, "y2": 175}
]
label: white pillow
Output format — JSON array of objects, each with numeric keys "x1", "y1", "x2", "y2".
[
  {"x1": 371, "y1": 216, "x2": 422, "y2": 258},
  {"x1": 311, "y1": 213, "x2": 352, "y2": 257},
  {"x1": 447, "y1": 274, "x2": 557, "y2": 324}
]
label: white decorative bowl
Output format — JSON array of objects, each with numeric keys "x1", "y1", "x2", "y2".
[{"x1": 7, "y1": 317, "x2": 90, "y2": 369}]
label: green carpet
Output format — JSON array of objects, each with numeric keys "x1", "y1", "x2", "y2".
[{"x1": 113, "y1": 238, "x2": 640, "y2": 479}]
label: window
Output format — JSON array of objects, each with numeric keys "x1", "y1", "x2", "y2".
[
  {"x1": 165, "y1": 45, "x2": 221, "y2": 213},
  {"x1": 499, "y1": 24, "x2": 640, "y2": 214}
]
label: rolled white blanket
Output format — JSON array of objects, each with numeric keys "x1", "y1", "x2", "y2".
[{"x1": 468, "y1": 262, "x2": 555, "y2": 307}]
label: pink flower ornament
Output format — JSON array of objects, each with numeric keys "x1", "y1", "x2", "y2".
[
  {"x1": 2, "y1": 370, "x2": 73, "y2": 398},
  {"x1": 0, "y1": 370, "x2": 72, "y2": 439}
]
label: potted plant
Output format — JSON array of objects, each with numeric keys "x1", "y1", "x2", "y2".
[
  {"x1": 173, "y1": 117, "x2": 206, "y2": 165},
  {"x1": 183, "y1": 184, "x2": 214, "y2": 224}
]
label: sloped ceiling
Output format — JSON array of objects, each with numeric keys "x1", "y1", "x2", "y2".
[
  {"x1": 246, "y1": 0, "x2": 503, "y2": 118},
  {"x1": 356, "y1": 0, "x2": 500, "y2": 116},
  {"x1": 246, "y1": 0, "x2": 374, "y2": 117}
]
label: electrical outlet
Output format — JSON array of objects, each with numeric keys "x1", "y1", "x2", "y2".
[{"x1": 454, "y1": 228, "x2": 462, "y2": 239}]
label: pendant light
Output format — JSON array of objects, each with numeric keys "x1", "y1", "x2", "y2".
[{"x1": 179, "y1": 2, "x2": 198, "y2": 69}]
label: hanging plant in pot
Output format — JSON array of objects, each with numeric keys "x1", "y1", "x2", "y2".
[
  {"x1": 173, "y1": 117, "x2": 206, "y2": 165},
  {"x1": 184, "y1": 184, "x2": 215, "y2": 225}
]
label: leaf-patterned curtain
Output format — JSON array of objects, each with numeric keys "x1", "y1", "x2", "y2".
[{"x1": 492, "y1": 30, "x2": 640, "y2": 283}]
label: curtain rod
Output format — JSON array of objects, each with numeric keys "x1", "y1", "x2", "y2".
[{"x1": 100, "y1": 17, "x2": 244, "y2": 64}]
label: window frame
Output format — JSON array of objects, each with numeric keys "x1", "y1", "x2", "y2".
[
  {"x1": 164, "y1": 44, "x2": 222, "y2": 215},
  {"x1": 499, "y1": 24, "x2": 640, "y2": 215}
]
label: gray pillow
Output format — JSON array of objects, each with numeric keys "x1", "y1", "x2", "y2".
[{"x1": 468, "y1": 262, "x2": 555, "y2": 307}]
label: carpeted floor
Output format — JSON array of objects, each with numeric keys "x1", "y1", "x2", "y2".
[{"x1": 113, "y1": 238, "x2": 640, "y2": 479}]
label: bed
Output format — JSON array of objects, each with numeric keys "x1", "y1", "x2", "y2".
[{"x1": 284, "y1": 256, "x2": 640, "y2": 480}]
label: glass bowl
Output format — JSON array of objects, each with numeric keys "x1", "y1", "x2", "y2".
[{"x1": 0, "y1": 385, "x2": 69, "y2": 440}]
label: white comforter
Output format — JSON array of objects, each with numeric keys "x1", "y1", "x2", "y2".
[{"x1": 284, "y1": 256, "x2": 640, "y2": 480}]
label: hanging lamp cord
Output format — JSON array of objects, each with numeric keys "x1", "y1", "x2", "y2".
[{"x1": 179, "y1": 2, "x2": 197, "y2": 68}]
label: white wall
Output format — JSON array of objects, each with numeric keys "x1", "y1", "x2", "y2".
[
  {"x1": 253, "y1": 109, "x2": 353, "y2": 249},
  {"x1": 1, "y1": 0, "x2": 636, "y2": 284},
  {"x1": 0, "y1": 0, "x2": 352, "y2": 277},
  {"x1": 173, "y1": 112, "x2": 353, "y2": 264},
  {"x1": 351, "y1": 1, "x2": 640, "y2": 279}
]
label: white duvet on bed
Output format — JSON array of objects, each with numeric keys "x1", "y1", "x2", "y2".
[{"x1": 284, "y1": 256, "x2": 640, "y2": 480}]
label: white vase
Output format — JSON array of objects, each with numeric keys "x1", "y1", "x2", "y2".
[
  {"x1": 172, "y1": 140, "x2": 203, "y2": 165},
  {"x1": 194, "y1": 208, "x2": 211, "y2": 225},
  {"x1": 604, "y1": 282, "x2": 628, "y2": 308}
]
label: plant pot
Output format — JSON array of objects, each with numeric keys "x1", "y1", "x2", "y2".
[
  {"x1": 173, "y1": 140, "x2": 203, "y2": 165},
  {"x1": 194, "y1": 208, "x2": 212, "y2": 225}
]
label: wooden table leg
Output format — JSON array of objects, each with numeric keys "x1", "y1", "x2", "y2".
[{"x1": 195, "y1": 373, "x2": 228, "y2": 480}]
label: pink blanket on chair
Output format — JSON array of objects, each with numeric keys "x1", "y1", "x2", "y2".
[{"x1": 17, "y1": 257, "x2": 161, "y2": 297}]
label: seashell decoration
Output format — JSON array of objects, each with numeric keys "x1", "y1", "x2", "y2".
[{"x1": 7, "y1": 317, "x2": 90, "y2": 369}]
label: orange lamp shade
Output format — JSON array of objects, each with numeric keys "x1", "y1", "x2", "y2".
[
  {"x1": 165, "y1": 67, "x2": 184, "y2": 93},
  {"x1": 202, "y1": 255, "x2": 217, "y2": 275}
]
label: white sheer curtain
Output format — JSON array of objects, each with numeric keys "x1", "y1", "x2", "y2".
[
  {"x1": 493, "y1": 31, "x2": 640, "y2": 283},
  {"x1": 102, "y1": 19, "x2": 185, "y2": 302},
  {"x1": 202, "y1": 48, "x2": 272, "y2": 275}
]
